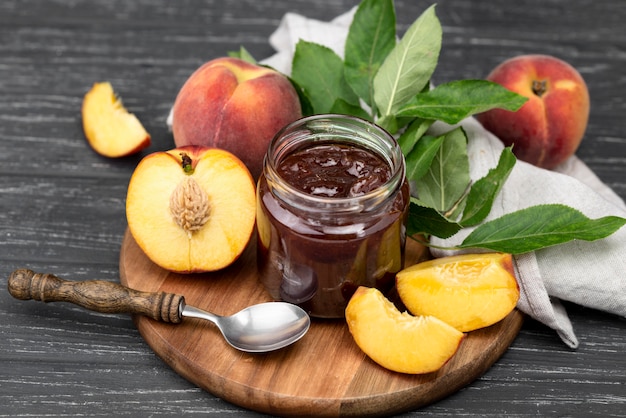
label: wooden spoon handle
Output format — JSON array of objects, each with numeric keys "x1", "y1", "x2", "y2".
[{"x1": 8, "y1": 269, "x2": 184, "y2": 323}]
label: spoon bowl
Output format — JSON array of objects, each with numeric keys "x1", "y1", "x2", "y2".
[{"x1": 182, "y1": 302, "x2": 310, "y2": 352}]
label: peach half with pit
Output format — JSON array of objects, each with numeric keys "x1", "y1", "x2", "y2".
[
  {"x1": 171, "y1": 57, "x2": 303, "y2": 179},
  {"x1": 345, "y1": 286, "x2": 465, "y2": 374},
  {"x1": 396, "y1": 253, "x2": 520, "y2": 332},
  {"x1": 81, "y1": 82, "x2": 151, "y2": 157},
  {"x1": 126, "y1": 146, "x2": 256, "y2": 273},
  {"x1": 476, "y1": 54, "x2": 590, "y2": 169}
]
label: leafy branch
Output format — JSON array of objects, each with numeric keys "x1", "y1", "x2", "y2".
[{"x1": 232, "y1": 0, "x2": 626, "y2": 254}]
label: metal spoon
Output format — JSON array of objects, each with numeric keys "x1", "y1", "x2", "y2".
[{"x1": 7, "y1": 269, "x2": 310, "y2": 353}]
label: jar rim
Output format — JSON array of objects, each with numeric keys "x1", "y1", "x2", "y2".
[{"x1": 263, "y1": 114, "x2": 406, "y2": 213}]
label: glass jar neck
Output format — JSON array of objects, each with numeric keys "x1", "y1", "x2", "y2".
[{"x1": 262, "y1": 114, "x2": 406, "y2": 215}]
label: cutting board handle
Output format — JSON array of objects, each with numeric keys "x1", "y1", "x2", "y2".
[{"x1": 8, "y1": 268, "x2": 183, "y2": 323}]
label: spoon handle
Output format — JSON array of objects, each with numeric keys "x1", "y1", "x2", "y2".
[{"x1": 8, "y1": 269, "x2": 184, "y2": 323}]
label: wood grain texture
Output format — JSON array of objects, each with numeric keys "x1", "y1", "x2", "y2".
[
  {"x1": 119, "y1": 229, "x2": 523, "y2": 417},
  {"x1": 1, "y1": 0, "x2": 625, "y2": 416},
  {"x1": 7, "y1": 269, "x2": 184, "y2": 322}
]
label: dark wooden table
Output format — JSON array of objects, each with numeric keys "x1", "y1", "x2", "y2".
[{"x1": 2, "y1": 0, "x2": 625, "y2": 416}]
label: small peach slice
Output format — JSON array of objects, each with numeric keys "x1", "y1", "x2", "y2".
[
  {"x1": 396, "y1": 253, "x2": 520, "y2": 332},
  {"x1": 345, "y1": 286, "x2": 464, "y2": 374},
  {"x1": 126, "y1": 146, "x2": 256, "y2": 273},
  {"x1": 82, "y1": 82, "x2": 151, "y2": 157}
]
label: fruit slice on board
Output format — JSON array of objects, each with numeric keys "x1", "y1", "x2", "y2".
[
  {"x1": 396, "y1": 253, "x2": 520, "y2": 332},
  {"x1": 82, "y1": 81, "x2": 151, "y2": 157},
  {"x1": 345, "y1": 286, "x2": 464, "y2": 374}
]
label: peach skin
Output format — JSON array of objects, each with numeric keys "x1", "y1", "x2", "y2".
[
  {"x1": 171, "y1": 57, "x2": 302, "y2": 179},
  {"x1": 477, "y1": 54, "x2": 590, "y2": 169}
]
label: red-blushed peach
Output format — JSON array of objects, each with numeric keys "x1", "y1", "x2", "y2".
[
  {"x1": 126, "y1": 146, "x2": 256, "y2": 273},
  {"x1": 476, "y1": 54, "x2": 590, "y2": 169},
  {"x1": 82, "y1": 82, "x2": 151, "y2": 157},
  {"x1": 171, "y1": 57, "x2": 302, "y2": 179},
  {"x1": 396, "y1": 253, "x2": 520, "y2": 332}
]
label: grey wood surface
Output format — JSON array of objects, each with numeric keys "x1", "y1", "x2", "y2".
[{"x1": 1, "y1": 0, "x2": 625, "y2": 416}]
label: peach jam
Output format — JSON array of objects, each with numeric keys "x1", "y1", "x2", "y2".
[{"x1": 256, "y1": 114, "x2": 409, "y2": 318}]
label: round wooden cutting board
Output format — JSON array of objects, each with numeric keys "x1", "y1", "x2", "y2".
[{"x1": 119, "y1": 229, "x2": 523, "y2": 417}]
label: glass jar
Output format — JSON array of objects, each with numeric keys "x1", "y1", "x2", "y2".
[{"x1": 256, "y1": 114, "x2": 409, "y2": 318}]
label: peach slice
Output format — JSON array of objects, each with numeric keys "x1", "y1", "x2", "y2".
[
  {"x1": 126, "y1": 146, "x2": 256, "y2": 273},
  {"x1": 396, "y1": 253, "x2": 520, "y2": 332},
  {"x1": 82, "y1": 82, "x2": 151, "y2": 157},
  {"x1": 345, "y1": 286, "x2": 464, "y2": 374}
]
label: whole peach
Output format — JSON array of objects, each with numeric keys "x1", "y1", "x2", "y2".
[
  {"x1": 171, "y1": 57, "x2": 302, "y2": 179},
  {"x1": 476, "y1": 54, "x2": 590, "y2": 169}
]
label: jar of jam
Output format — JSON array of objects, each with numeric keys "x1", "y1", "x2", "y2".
[{"x1": 256, "y1": 114, "x2": 409, "y2": 318}]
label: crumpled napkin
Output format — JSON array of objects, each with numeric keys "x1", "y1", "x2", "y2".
[{"x1": 261, "y1": 9, "x2": 626, "y2": 348}]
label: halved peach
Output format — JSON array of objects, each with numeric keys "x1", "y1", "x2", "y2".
[
  {"x1": 345, "y1": 286, "x2": 464, "y2": 374},
  {"x1": 82, "y1": 82, "x2": 151, "y2": 157},
  {"x1": 126, "y1": 146, "x2": 256, "y2": 273},
  {"x1": 396, "y1": 253, "x2": 520, "y2": 332}
]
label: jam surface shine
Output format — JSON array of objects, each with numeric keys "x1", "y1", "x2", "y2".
[{"x1": 276, "y1": 144, "x2": 391, "y2": 198}]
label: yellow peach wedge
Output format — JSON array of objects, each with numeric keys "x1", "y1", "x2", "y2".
[
  {"x1": 396, "y1": 253, "x2": 520, "y2": 332},
  {"x1": 82, "y1": 82, "x2": 151, "y2": 157},
  {"x1": 126, "y1": 146, "x2": 256, "y2": 273},
  {"x1": 345, "y1": 286, "x2": 464, "y2": 374}
]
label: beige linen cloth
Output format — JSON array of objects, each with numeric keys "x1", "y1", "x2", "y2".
[{"x1": 259, "y1": 9, "x2": 626, "y2": 348}]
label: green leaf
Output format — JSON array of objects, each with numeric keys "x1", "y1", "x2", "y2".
[
  {"x1": 373, "y1": 4, "x2": 441, "y2": 119},
  {"x1": 291, "y1": 40, "x2": 359, "y2": 114},
  {"x1": 459, "y1": 204, "x2": 626, "y2": 254},
  {"x1": 405, "y1": 134, "x2": 443, "y2": 182},
  {"x1": 329, "y1": 98, "x2": 372, "y2": 121},
  {"x1": 377, "y1": 115, "x2": 418, "y2": 135},
  {"x1": 377, "y1": 114, "x2": 397, "y2": 133},
  {"x1": 286, "y1": 76, "x2": 315, "y2": 117},
  {"x1": 406, "y1": 198, "x2": 462, "y2": 238},
  {"x1": 344, "y1": 0, "x2": 396, "y2": 112},
  {"x1": 413, "y1": 127, "x2": 470, "y2": 213},
  {"x1": 397, "y1": 80, "x2": 528, "y2": 124},
  {"x1": 228, "y1": 46, "x2": 257, "y2": 63},
  {"x1": 398, "y1": 118, "x2": 434, "y2": 156},
  {"x1": 460, "y1": 147, "x2": 516, "y2": 227}
]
